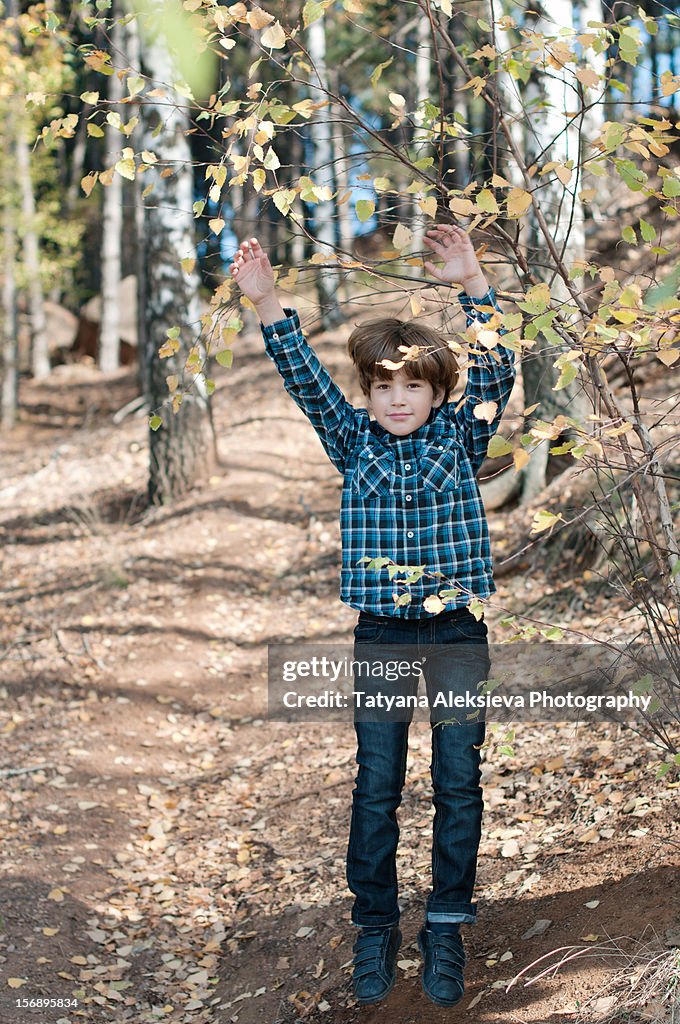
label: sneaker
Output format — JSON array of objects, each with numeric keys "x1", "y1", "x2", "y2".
[
  {"x1": 418, "y1": 925, "x2": 466, "y2": 1007},
  {"x1": 351, "y1": 925, "x2": 402, "y2": 1005}
]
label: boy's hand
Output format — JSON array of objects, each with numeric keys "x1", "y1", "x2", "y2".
[
  {"x1": 231, "y1": 237, "x2": 286, "y2": 326},
  {"x1": 230, "y1": 238, "x2": 277, "y2": 305},
  {"x1": 423, "y1": 224, "x2": 489, "y2": 298}
]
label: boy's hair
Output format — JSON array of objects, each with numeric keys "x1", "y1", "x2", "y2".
[{"x1": 347, "y1": 318, "x2": 459, "y2": 403}]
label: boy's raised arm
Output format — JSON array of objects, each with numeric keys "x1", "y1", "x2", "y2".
[
  {"x1": 230, "y1": 239, "x2": 361, "y2": 473},
  {"x1": 424, "y1": 225, "x2": 516, "y2": 472}
]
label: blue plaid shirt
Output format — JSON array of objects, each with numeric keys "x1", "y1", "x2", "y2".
[{"x1": 262, "y1": 291, "x2": 515, "y2": 618}]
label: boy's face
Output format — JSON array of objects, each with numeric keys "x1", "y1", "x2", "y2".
[{"x1": 369, "y1": 369, "x2": 444, "y2": 436}]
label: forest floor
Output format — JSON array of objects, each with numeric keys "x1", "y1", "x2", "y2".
[{"x1": 0, "y1": 309, "x2": 679, "y2": 1024}]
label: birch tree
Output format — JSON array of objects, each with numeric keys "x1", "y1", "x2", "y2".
[
  {"x1": 139, "y1": 5, "x2": 209, "y2": 503},
  {"x1": 99, "y1": 8, "x2": 124, "y2": 373}
]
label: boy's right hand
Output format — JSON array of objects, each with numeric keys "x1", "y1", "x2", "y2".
[{"x1": 230, "y1": 238, "x2": 277, "y2": 306}]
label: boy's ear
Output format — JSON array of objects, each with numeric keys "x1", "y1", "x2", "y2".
[{"x1": 432, "y1": 387, "x2": 445, "y2": 408}]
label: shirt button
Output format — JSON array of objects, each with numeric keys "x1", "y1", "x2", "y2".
[
  {"x1": 438, "y1": 445, "x2": 444, "y2": 451},
  {"x1": 367, "y1": 452, "x2": 374, "y2": 459},
  {"x1": 405, "y1": 495, "x2": 412, "y2": 502},
  {"x1": 404, "y1": 463, "x2": 411, "y2": 470},
  {"x1": 273, "y1": 333, "x2": 279, "y2": 340},
  {"x1": 407, "y1": 531, "x2": 414, "y2": 538}
]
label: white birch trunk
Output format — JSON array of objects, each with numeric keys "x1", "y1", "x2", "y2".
[
  {"x1": 1, "y1": 196, "x2": 17, "y2": 428},
  {"x1": 99, "y1": 11, "x2": 124, "y2": 373},
  {"x1": 411, "y1": 13, "x2": 432, "y2": 262},
  {"x1": 307, "y1": 17, "x2": 342, "y2": 326},
  {"x1": 140, "y1": 7, "x2": 209, "y2": 503}
]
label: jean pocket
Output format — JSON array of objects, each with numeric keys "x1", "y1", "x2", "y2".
[{"x1": 353, "y1": 620, "x2": 387, "y2": 644}]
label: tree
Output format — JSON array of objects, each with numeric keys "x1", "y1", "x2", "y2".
[
  {"x1": 98, "y1": 6, "x2": 124, "y2": 373},
  {"x1": 138, "y1": 3, "x2": 210, "y2": 503}
]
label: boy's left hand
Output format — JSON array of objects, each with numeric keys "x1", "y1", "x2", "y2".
[{"x1": 423, "y1": 225, "x2": 486, "y2": 294}]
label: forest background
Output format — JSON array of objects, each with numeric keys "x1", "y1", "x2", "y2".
[{"x1": 0, "y1": 0, "x2": 679, "y2": 1022}]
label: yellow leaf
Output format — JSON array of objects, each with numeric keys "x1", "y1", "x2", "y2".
[
  {"x1": 260, "y1": 21, "x2": 286, "y2": 48},
  {"x1": 166, "y1": 375, "x2": 179, "y2": 393},
  {"x1": 43, "y1": 927, "x2": 60, "y2": 936},
  {"x1": 392, "y1": 223, "x2": 412, "y2": 252},
  {"x1": 81, "y1": 172, "x2": 98, "y2": 197},
  {"x1": 575, "y1": 67, "x2": 600, "y2": 89},
  {"x1": 555, "y1": 164, "x2": 572, "y2": 186},
  {"x1": 449, "y1": 196, "x2": 476, "y2": 217},
  {"x1": 530, "y1": 510, "x2": 563, "y2": 535},
  {"x1": 115, "y1": 158, "x2": 136, "y2": 181},
  {"x1": 657, "y1": 348, "x2": 679, "y2": 366},
  {"x1": 513, "y1": 447, "x2": 530, "y2": 472},
  {"x1": 180, "y1": 257, "x2": 195, "y2": 274},
  {"x1": 475, "y1": 328, "x2": 500, "y2": 349},
  {"x1": 272, "y1": 189, "x2": 296, "y2": 216},
  {"x1": 87, "y1": 123, "x2": 104, "y2": 138},
  {"x1": 252, "y1": 168, "x2": 266, "y2": 192},
  {"x1": 48, "y1": 888, "x2": 65, "y2": 902},
  {"x1": 80, "y1": 90, "x2": 99, "y2": 104},
  {"x1": 7, "y1": 979, "x2": 26, "y2": 989},
  {"x1": 247, "y1": 6, "x2": 274, "y2": 29},
  {"x1": 491, "y1": 173, "x2": 512, "y2": 188},
  {"x1": 379, "y1": 358, "x2": 405, "y2": 371},
  {"x1": 209, "y1": 218, "x2": 225, "y2": 235},
  {"x1": 473, "y1": 401, "x2": 498, "y2": 423},
  {"x1": 410, "y1": 293, "x2": 423, "y2": 316},
  {"x1": 424, "y1": 595, "x2": 446, "y2": 614},
  {"x1": 506, "y1": 188, "x2": 532, "y2": 217},
  {"x1": 418, "y1": 196, "x2": 438, "y2": 219}
]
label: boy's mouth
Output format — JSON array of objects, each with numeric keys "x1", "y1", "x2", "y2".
[{"x1": 389, "y1": 412, "x2": 411, "y2": 419}]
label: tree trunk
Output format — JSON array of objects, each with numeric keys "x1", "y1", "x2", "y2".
[
  {"x1": 99, "y1": 9, "x2": 124, "y2": 373},
  {"x1": 139, "y1": 6, "x2": 209, "y2": 504},
  {"x1": 411, "y1": 11, "x2": 432, "y2": 260},
  {"x1": 516, "y1": 0, "x2": 589, "y2": 503},
  {"x1": 8, "y1": 0, "x2": 49, "y2": 381},
  {"x1": 1, "y1": 192, "x2": 17, "y2": 429},
  {"x1": 307, "y1": 16, "x2": 342, "y2": 327}
]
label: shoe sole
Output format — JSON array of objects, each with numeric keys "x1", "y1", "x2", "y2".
[{"x1": 417, "y1": 931, "x2": 464, "y2": 1008}]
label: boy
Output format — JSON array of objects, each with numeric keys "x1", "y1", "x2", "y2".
[{"x1": 230, "y1": 226, "x2": 515, "y2": 1007}]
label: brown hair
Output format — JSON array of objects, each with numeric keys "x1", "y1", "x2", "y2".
[{"x1": 347, "y1": 318, "x2": 459, "y2": 403}]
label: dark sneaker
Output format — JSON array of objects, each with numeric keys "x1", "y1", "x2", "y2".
[
  {"x1": 418, "y1": 925, "x2": 466, "y2": 1007},
  {"x1": 352, "y1": 925, "x2": 402, "y2": 1005}
]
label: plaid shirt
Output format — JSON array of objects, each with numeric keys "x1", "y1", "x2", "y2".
[{"x1": 262, "y1": 291, "x2": 515, "y2": 618}]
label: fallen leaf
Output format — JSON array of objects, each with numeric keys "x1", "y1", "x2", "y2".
[{"x1": 522, "y1": 918, "x2": 552, "y2": 940}]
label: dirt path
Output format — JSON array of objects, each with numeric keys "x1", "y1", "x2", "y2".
[{"x1": 1, "y1": 336, "x2": 678, "y2": 1024}]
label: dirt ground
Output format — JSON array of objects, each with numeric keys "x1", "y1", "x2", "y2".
[{"x1": 1, "y1": 323, "x2": 678, "y2": 1024}]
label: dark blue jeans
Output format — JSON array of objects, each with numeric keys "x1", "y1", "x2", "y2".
[{"x1": 346, "y1": 607, "x2": 490, "y2": 929}]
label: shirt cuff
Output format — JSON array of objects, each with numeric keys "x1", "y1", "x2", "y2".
[
  {"x1": 458, "y1": 288, "x2": 497, "y2": 315},
  {"x1": 260, "y1": 307, "x2": 300, "y2": 342}
]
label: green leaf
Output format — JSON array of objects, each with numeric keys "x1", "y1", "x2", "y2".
[
  {"x1": 167, "y1": 326, "x2": 181, "y2": 340},
  {"x1": 127, "y1": 76, "x2": 145, "y2": 97},
  {"x1": 216, "y1": 350, "x2": 233, "y2": 368},
  {"x1": 487, "y1": 435, "x2": 513, "y2": 458},
  {"x1": 553, "y1": 362, "x2": 578, "y2": 391},
  {"x1": 370, "y1": 59, "x2": 393, "y2": 87},
  {"x1": 149, "y1": 415, "x2": 162, "y2": 431},
  {"x1": 639, "y1": 218, "x2": 655, "y2": 242},
  {"x1": 355, "y1": 199, "x2": 375, "y2": 223},
  {"x1": 621, "y1": 225, "x2": 636, "y2": 244},
  {"x1": 662, "y1": 176, "x2": 680, "y2": 198},
  {"x1": 303, "y1": 0, "x2": 324, "y2": 26}
]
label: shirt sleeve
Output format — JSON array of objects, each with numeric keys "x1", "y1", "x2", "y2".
[
  {"x1": 452, "y1": 288, "x2": 516, "y2": 473},
  {"x1": 261, "y1": 308, "x2": 362, "y2": 474}
]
